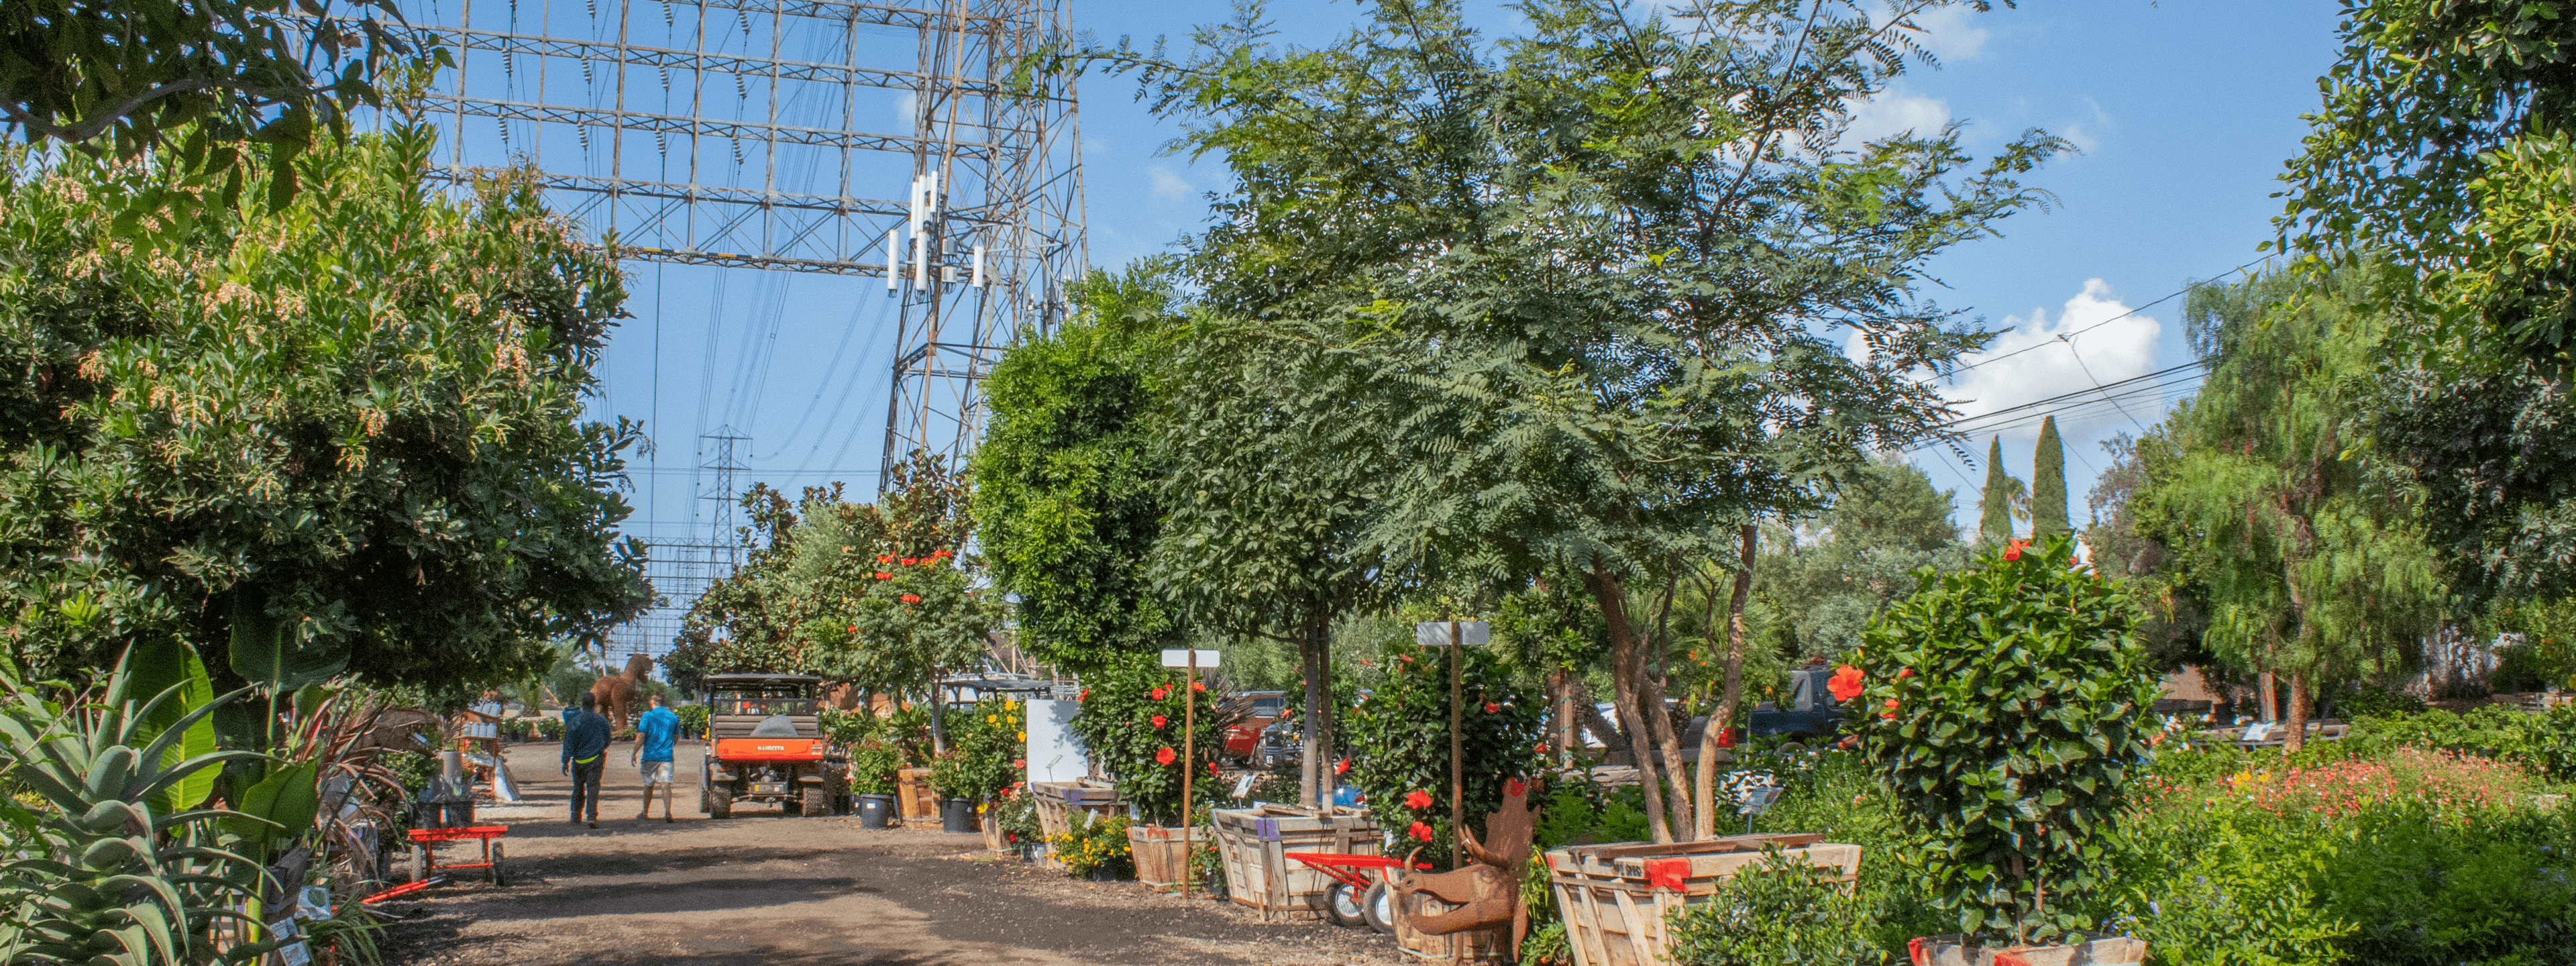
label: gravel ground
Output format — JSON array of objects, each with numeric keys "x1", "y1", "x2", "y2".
[{"x1": 374, "y1": 741, "x2": 1414, "y2": 966}]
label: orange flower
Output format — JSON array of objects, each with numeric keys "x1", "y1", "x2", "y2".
[
  {"x1": 2004, "y1": 539, "x2": 2031, "y2": 561},
  {"x1": 875, "y1": 572, "x2": 892, "y2": 580},
  {"x1": 1335, "y1": 759, "x2": 1351, "y2": 775},
  {"x1": 900, "y1": 557, "x2": 919, "y2": 566},
  {"x1": 1881, "y1": 698, "x2": 1899, "y2": 720},
  {"x1": 1191, "y1": 681, "x2": 1206, "y2": 692},
  {"x1": 1150, "y1": 687, "x2": 1169, "y2": 701},
  {"x1": 1151, "y1": 714, "x2": 1167, "y2": 728},
  {"x1": 1828, "y1": 665, "x2": 1865, "y2": 703},
  {"x1": 1404, "y1": 790, "x2": 1432, "y2": 810},
  {"x1": 877, "y1": 555, "x2": 894, "y2": 564},
  {"x1": 1408, "y1": 822, "x2": 1434, "y2": 842},
  {"x1": 899, "y1": 594, "x2": 921, "y2": 604},
  {"x1": 1156, "y1": 747, "x2": 1177, "y2": 766}
]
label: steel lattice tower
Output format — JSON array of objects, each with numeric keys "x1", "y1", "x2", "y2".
[{"x1": 390, "y1": 0, "x2": 1085, "y2": 659}]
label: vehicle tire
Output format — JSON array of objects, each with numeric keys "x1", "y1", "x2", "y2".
[
  {"x1": 490, "y1": 843, "x2": 506, "y2": 886},
  {"x1": 1323, "y1": 881, "x2": 1366, "y2": 928},
  {"x1": 708, "y1": 786, "x2": 733, "y2": 820},
  {"x1": 1774, "y1": 740, "x2": 1809, "y2": 758},
  {"x1": 1360, "y1": 881, "x2": 1397, "y2": 935},
  {"x1": 409, "y1": 845, "x2": 427, "y2": 884},
  {"x1": 803, "y1": 786, "x2": 833, "y2": 817}
]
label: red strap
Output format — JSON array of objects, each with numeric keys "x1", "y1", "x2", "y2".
[
  {"x1": 1907, "y1": 936, "x2": 1929, "y2": 966},
  {"x1": 1995, "y1": 953, "x2": 2032, "y2": 966},
  {"x1": 1642, "y1": 857, "x2": 1688, "y2": 892}
]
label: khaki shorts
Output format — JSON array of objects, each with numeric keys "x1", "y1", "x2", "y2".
[{"x1": 639, "y1": 760, "x2": 674, "y2": 786}]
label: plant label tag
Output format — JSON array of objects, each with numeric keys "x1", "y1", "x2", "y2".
[
  {"x1": 1413, "y1": 621, "x2": 1491, "y2": 647},
  {"x1": 2241, "y1": 722, "x2": 2267, "y2": 741},
  {"x1": 1159, "y1": 649, "x2": 1220, "y2": 668},
  {"x1": 1230, "y1": 773, "x2": 1257, "y2": 799},
  {"x1": 297, "y1": 885, "x2": 332, "y2": 920},
  {"x1": 269, "y1": 918, "x2": 311, "y2": 966}
]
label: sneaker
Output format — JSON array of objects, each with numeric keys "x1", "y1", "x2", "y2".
[{"x1": 587, "y1": 821, "x2": 598, "y2": 829}]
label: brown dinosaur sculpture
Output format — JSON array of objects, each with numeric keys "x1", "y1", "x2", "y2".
[
  {"x1": 590, "y1": 654, "x2": 651, "y2": 729},
  {"x1": 1393, "y1": 779, "x2": 1540, "y2": 955}
]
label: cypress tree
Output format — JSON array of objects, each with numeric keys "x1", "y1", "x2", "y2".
[
  {"x1": 2032, "y1": 415, "x2": 2070, "y2": 537},
  {"x1": 1980, "y1": 435, "x2": 2016, "y2": 545}
]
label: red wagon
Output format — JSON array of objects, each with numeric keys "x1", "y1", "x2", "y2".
[{"x1": 1285, "y1": 851, "x2": 1432, "y2": 933}]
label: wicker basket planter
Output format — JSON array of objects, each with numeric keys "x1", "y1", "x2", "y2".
[
  {"x1": 1908, "y1": 934, "x2": 2147, "y2": 966},
  {"x1": 1126, "y1": 824, "x2": 1195, "y2": 890},
  {"x1": 1210, "y1": 804, "x2": 1383, "y2": 920},
  {"x1": 1544, "y1": 833, "x2": 1862, "y2": 966}
]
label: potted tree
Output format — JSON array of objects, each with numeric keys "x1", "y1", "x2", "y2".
[
  {"x1": 851, "y1": 739, "x2": 902, "y2": 829},
  {"x1": 930, "y1": 698, "x2": 1028, "y2": 843},
  {"x1": 1069, "y1": 653, "x2": 1240, "y2": 890},
  {"x1": 1848, "y1": 535, "x2": 2160, "y2": 965}
]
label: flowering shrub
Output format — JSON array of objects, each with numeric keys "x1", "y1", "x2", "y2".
[
  {"x1": 1053, "y1": 810, "x2": 1135, "y2": 879},
  {"x1": 1067, "y1": 651, "x2": 1237, "y2": 824},
  {"x1": 930, "y1": 698, "x2": 1028, "y2": 803},
  {"x1": 1849, "y1": 533, "x2": 2161, "y2": 944},
  {"x1": 2192, "y1": 749, "x2": 2535, "y2": 822},
  {"x1": 1340, "y1": 637, "x2": 1544, "y2": 868}
]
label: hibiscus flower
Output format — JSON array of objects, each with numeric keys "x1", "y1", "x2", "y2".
[
  {"x1": 1483, "y1": 702, "x2": 1501, "y2": 714},
  {"x1": 1150, "y1": 687, "x2": 1169, "y2": 701},
  {"x1": 1408, "y1": 822, "x2": 1434, "y2": 842},
  {"x1": 1403, "y1": 790, "x2": 1432, "y2": 810},
  {"x1": 1882, "y1": 698, "x2": 1900, "y2": 720},
  {"x1": 900, "y1": 594, "x2": 921, "y2": 604},
  {"x1": 1335, "y1": 759, "x2": 1350, "y2": 775},
  {"x1": 1828, "y1": 665, "x2": 1866, "y2": 703},
  {"x1": 2004, "y1": 539, "x2": 2031, "y2": 561},
  {"x1": 900, "y1": 557, "x2": 919, "y2": 566},
  {"x1": 877, "y1": 555, "x2": 894, "y2": 564},
  {"x1": 1151, "y1": 714, "x2": 1167, "y2": 728},
  {"x1": 1156, "y1": 747, "x2": 1177, "y2": 766}
]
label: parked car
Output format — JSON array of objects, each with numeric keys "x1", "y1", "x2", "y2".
[{"x1": 1744, "y1": 664, "x2": 1844, "y2": 751}]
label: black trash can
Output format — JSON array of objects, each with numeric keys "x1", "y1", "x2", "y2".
[
  {"x1": 857, "y1": 794, "x2": 895, "y2": 829},
  {"x1": 940, "y1": 798, "x2": 975, "y2": 833}
]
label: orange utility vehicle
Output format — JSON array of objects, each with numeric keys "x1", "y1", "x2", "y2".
[{"x1": 701, "y1": 673, "x2": 847, "y2": 818}]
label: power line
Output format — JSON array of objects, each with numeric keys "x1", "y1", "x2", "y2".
[{"x1": 1939, "y1": 255, "x2": 2271, "y2": 378}]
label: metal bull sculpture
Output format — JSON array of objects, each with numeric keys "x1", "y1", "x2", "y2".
[{"x1": 1393, "y1": 779, "x2": 1539, "y2": 955}]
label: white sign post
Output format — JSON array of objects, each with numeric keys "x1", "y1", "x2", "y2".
[{"x1": 1159, "y1": 648, "x2": 1220, "y2": 898}]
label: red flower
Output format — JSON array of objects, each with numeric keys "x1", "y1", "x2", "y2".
[
  {"x1": 1152, "y1": 714, "x2": 1168, "y2": 728},
  {"x1": 846, "y1": 625, "x2": 857, "y2": 634},
  {"x1": 1897, "y1": 667, "x2": 1915, "y2": 679},
  {"x1": 1156, "y1": 747, "x2": 1177, "y2": 766},
  {"x1": 1335, "y1": 758, "x2": 1351, "y2": 775},
  {"x1": 1407, "y1": 822, "x2": 1434, "y2": 843},
  {"x1": 1483, "y1": 702, "x2": 1501, "y2": 714},
  {"x1": 875, "y1": 572, "x2": 892, "y2": 580},
  {"x1": 2004, "y1": 539, "x2": 2030, "y2": 561},
  {"x1": 1828, "y1": 665, "x2": 1865, "y2": 703},
  {"x1": 900, "y1": 557, "x2": 919, "y2": 566},
  {"x1": 1191, "y1": 681, "x2": 1206, "y2": 692},
  {"x1": 1208, "y1": 761, "x2": 1221, "y2": 776},
  {"x1": 932, "y1": 549, "x2": 953, "y2": 559},
  {"x1": 1881, "y1": 698, "x2": 1900, "y2": 720},
  {"x1": 1403, "y1": 790, "x2": 1432, "y2": 810},
  {"x1": 1079, "y1": 689, "x2": 1090, "y2": 702},
  {"x1": 877, "y1": 555, "x2": 894, "y2": 564},
  {"x1": 1150, "y1": 687, "x2": 1169, "y2": 701},
  {"x1": 1012, "y1": 759, "x2": 1027, "y2": 769},
  {"x1": 900, "y1": 594, "x2": 921, "y2": 604}
]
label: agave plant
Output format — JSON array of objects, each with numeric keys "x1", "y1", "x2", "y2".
[{"x1": 0, "y1": 645, "x2": 270, "y2": 965}]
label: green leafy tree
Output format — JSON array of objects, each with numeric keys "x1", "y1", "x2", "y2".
[
  {"x1": 0, "y1": 0, "x2": 427, "y2": 206},
  {"x1": 974, "y1": 266, "x2": 1182, "y2": 674},
  {"x1": 1978, "y1": 436, "x2": 2023, "y2": 546},
  {"x1": 1066, "y1": 653, "x2": 1235, "y2": 825},
  {"x1": 1338, "y1": 637, "x2": 1543, "y2": 868},
  {"x1": 2031, "y1": 416, "x2": 2068, "y2": 538},
  {"x1": 1113, "y1": 0, "x2": 2058, "y2": 843},
  {"x1": 1759, "y1": 455, "x2": 1970, "y2": 660},
  {"x1": 2130, "y1": 270, "x2": 2447, "y2": 749},
  {"x1": 1850, "y1": 534, "x2": 2161, "y2": 946},
  {"x1": 0, "y1": 125, "x2": 650, "y2": 690}
]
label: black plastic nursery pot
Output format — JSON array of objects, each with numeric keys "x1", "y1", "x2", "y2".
[
  {"x1": 940, "y1": 798, "x2": 975, "y2": 833},
  {"x1": 857, "y1": 794, "x2": 895, "y2": 829}
]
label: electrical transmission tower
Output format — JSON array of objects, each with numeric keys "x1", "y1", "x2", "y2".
[{"x1": 390, "y1": 0, "x2": 1086, "y2": 657}]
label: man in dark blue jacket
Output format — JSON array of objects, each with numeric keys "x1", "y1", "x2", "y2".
[{"x1": 560, "y1": 692, "x2": 612, "y2": 828}]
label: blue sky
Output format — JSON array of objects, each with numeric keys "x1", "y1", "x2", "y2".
[{"x1": 578, "y1": 0, "x2": 2345, "y2": 549}]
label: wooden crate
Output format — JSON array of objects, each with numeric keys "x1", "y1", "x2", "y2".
[
  {"x1": 1126, "y1": 824, "x2": 1194, "y2": 890},
  {"x1": 1032, "y1": 780, "x2": 1120, "y2": 868},
  {"x1": 896, "y1": 768, "x2": 940, "y2": 828},
  {"x1": 1545, "y1": 835, "x2": 1862, "y2": 966},
  {"x1": 1210, "y1": 804, "x2": 1382, "y2": 920},
  {"x1": 1912, "y1": 933, "x2": 2147, "y2": 966},
  {"x1": 1391, "y1": 892, "x2": 1509, "y2": 963}
]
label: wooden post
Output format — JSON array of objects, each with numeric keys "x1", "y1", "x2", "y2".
[
  {"x1": 1450, "y1": 618, "x2": 1463, "y2": 871},
  {"x1": 1183, "y1": 651, "x2": 1197, "y2": 900}
]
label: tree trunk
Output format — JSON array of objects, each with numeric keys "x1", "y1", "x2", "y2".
[
  {"x1": 2258, "y1": 670, "x2": 2278, "y2": 723},
  {"x1": 1587, "y1": 565, "x2": 1676, "y2": 844},
  {"x1": 1299, "y1": 627, "x2": 1330, "y2": 809},
  {"x1": 1694, "y1": 524, "x2": 1756, "y2": 840},
  {"x1": 1550, "y1": 667, "x2": 1574, "y2": 769},
  {"x1": 2284, "y1": 669, "x2": 2310, "y2": 753}
]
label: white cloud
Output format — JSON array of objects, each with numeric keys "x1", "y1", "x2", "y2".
[
  {"x1": 1902, "y1": 5, "x2": 1990, "y2": 62},
  {"x1": 1148, "y1": 166, "x2": 1193, "y2": 201},
  {"x1": 2058, "y1": 98, "x2": 2113, "y2": 154},
  {"x1": 1941, "y1": 278, "x2": 2163, "y2": 431},
  {"x1": 1842, "y1": 89, "x2": 1951, "y2": 150}
]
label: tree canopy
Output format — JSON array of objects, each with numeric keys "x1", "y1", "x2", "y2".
[{"x1": 0, "y1": 124, "x2": 650, "y2": 690}]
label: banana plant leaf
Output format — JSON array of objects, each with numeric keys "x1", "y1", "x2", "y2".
[
  {"x1": 127, "y1": 637, "x2": 221, "y2": 814},
  {"x1": 228, "y1": 589, "x2": 348, "y2": 694}
]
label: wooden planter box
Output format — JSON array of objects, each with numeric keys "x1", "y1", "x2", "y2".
[
  {"x1": 1392, "y1": 898, "x2": 1509, "y2": 963},
  {"x1": 1210, "y1": 804, "x2": 1383, "y2": 920},
  {"x1": 1127, "y1": 824, "x2": 1195, "y2": 890},
  {"x1": 1911, "y1": 934, "x2": 2147, "y2": 966},
  {"x1": 896, "y1": 769, "x2": 940, "y2": 828},
  {"x1": 1545, "y1": 834, "x2": 1862, "y2": 966},
  {"x1": 1032, "y1": 780, "x2": 1120, "y2": 869},
  {"x1": 981, "y1": 806, "x2": 1018, "y2": 859}
]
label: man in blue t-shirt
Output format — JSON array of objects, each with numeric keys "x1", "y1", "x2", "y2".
[
  {"x1": 631, "y1": 693, "x2": 680, "y2": 822},
  {"x1": 559, "y1": 692, "x2": 612, "y2": 828}
]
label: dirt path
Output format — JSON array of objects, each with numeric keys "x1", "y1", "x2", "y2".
[{"x1": 376, "y1": 741, "x2": 1413, "y2": 966}]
